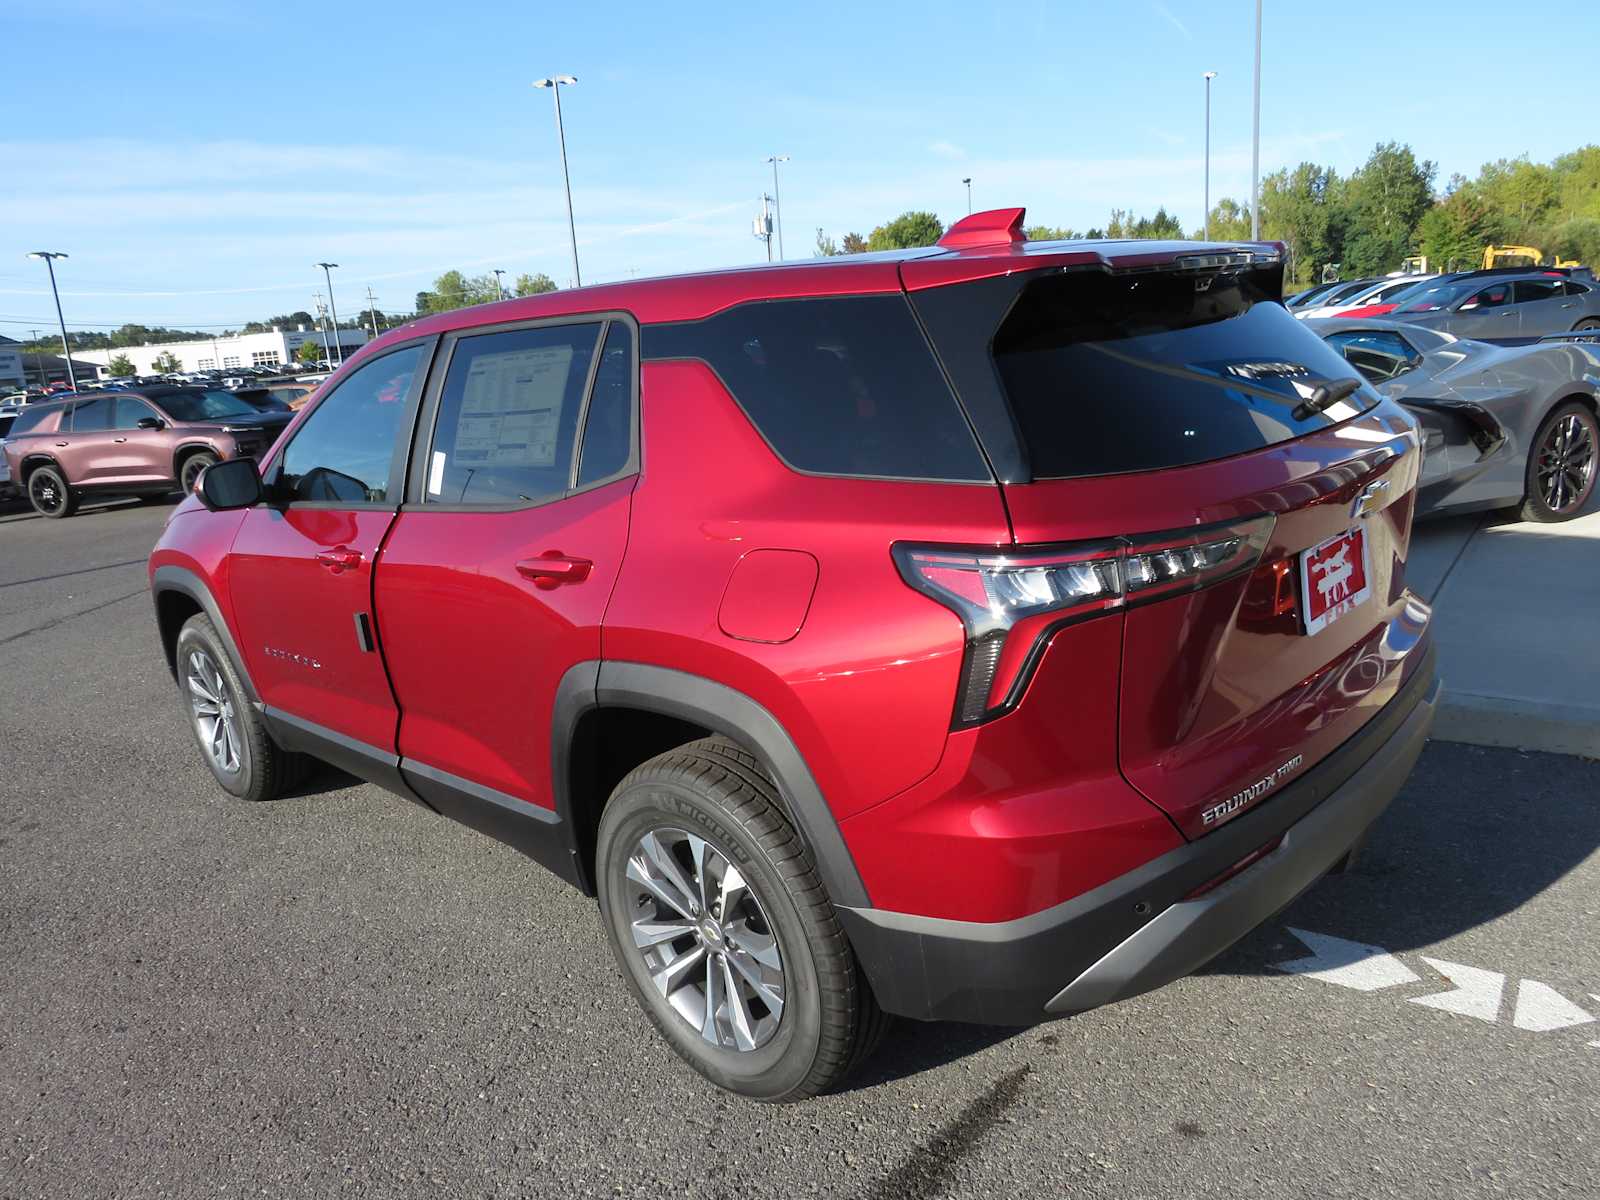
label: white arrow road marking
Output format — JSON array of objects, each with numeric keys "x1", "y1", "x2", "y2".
[
  {"x1": 1511, "y1": 981, "x2": 1595, "y2": 1033},
  {"x1": 1272, "y1": 928, "x2": 1421, "y2": 991},
  {"x1": 1409, "y1": 959, "x2": 1505, "y2": 1023}
]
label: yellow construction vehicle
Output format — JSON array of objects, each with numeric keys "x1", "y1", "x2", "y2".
[{"x1": 1483, "y1": 245, "x2": 1581, "y2": 269}]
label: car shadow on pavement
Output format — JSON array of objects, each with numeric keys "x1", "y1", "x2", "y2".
[
  {"x1": 0, "y1": 496, "x2": 172, "y2": 524},
  {"x1": 1206, "y1": 740, "x2": 1600, "y2": 974},
  {"x1": 835, "y1": 1019, "x2": 1023, "y2": 1094},
  {"x1": 279, "y1": 764, "x2": 367, "y2": 801}
]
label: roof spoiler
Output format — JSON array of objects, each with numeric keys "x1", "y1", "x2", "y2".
[{"x1": 939, "y1": 207, "x2": 1026, "y2": 249}]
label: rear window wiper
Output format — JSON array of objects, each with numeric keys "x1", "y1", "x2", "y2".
[{"x1": 1292, "y1": 377, "x2": 1362, "y2": 422}]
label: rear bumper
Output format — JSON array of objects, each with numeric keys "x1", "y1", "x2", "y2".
[{"x1": 838, "y1": 646, "x2": 1438, "y2": 1025}]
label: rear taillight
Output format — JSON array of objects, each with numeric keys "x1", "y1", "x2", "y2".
[{"x1": 894, "y1": 515, "x2": 1274, "y2": 727}]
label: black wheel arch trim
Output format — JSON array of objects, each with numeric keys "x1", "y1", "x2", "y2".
[
  {"x1": 559, "y1": 660, "x2": 871, "y2": 909},
  {"x1": 151, "y1": 564, "x2": 260, "y2": 703}
]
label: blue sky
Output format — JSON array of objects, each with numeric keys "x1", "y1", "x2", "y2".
[{"x1": 2, "y1": 0, "x2": 1595, "y2": 335}]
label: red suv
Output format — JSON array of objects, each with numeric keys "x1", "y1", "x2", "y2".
[
  {"x1": 148, "y1": 210, "x2": 1438, "y2": 1101},
  {"x1": 4, "y1": 386, "x2": 293, "y2": 517}
]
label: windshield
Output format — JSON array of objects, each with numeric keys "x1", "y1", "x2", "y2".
[
  {"x1": 1397, "y1": 281, "x2": 1476, "y2": 314},
  {"x1": 151, "y1": 389, "x2": 260, "y2": 422}
]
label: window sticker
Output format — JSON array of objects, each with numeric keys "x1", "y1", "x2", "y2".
[
  {"x1": 428, "y1": 450, "x2": 446, "y2": 496},
  {"x1": 455, "y1": 345, "x2": 573, "y2": 468}
]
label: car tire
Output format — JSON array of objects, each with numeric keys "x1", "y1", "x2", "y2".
[
  {"x1": 174, "y1": 613, "x2": 313, "y2": 802},
  {"x1": 26, "y1": 464, "x2": 78, "y2": 519},
  {"x1": 1572, "y1": 318, "x2": 1600, "y2": 332},
  {"x1": 596, "y1": 737, "x2": 887, "y2": 1102},
  {"x1": 179, "y1": 452, "x2": 219, "y2": 495},
  {"x1": 1518, "y1": 400, "x2": 1598, "y2": 523}
]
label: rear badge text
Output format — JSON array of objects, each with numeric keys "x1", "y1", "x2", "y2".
[{"x1": 1203, "y1": 754, "x2": 1305, "y2": 826}]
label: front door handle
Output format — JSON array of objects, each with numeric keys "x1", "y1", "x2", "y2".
[
  {"x1": 113, "y1": 437, "x2": 128, "y2": 444},
  {"x1": 515, "y1": 552, "x2": 592, "y2": 589},
  {"x1": 54, "y1": 441, "x2": 68, "y2": 447},
  {"x1": 315, "y1": 546, "x2": 363, "y2": 573}
]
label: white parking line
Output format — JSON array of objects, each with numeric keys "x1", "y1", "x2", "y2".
[
  {"x1": 1272, "y1": 929, "x2": 1596, "y2": 1051},
  {"x1": 1409, "y1": 959, "x2": 1505, "y2": 1023}
]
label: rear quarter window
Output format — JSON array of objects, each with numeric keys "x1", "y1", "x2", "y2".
[
  {"x1": 988, "y1": 270, "x2": 1379, "y2": 478},
  {"x1": 641, "y1": 295, "x2": 990, "y2": 483},
  {"x1": 7, "y1": 406, "x2": 58, "y2": 436}
]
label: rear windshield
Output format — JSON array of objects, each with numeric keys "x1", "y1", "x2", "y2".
[{"x1": 990, "y1": 270, "x2": 1378, "y2": 478}]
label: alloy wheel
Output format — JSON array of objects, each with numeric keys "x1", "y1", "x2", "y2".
[
  {"x1": 29, "y1": 474, "x2": 63, "y2": 514},
  {"x1": 186, "y1": 648, "x2": 241, "y2": 774},
  {"x1": 1537, "y1": 412, "x2": 1596, "y2": 514},
  {"x1": 622, "y1": 827, "x2": 785, "y2": 1052}
]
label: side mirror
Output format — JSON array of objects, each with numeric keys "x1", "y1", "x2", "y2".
[
  {"x1": 198, "y1": 456, "x2": 263, "y2": 511},
  {"x1": 136, "y1": 416, "x2": 164, "y2": 430}
]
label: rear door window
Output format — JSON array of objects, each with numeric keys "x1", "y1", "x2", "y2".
[
  {"x1": 424, "y1": 322, "x2": 602, "y2": 506},
  {"x1": 987, "y1": 271, "x2": 1377, "y2": 478},
  {"x1": 69, "y1": 396, "x2": 113, "y2": 431},
  {"x1": 642, "y1": 295, "x2": 989, "y2": 482},
  {"x1": 1513, "y1": 279, "x2": 1563, "y2": 304}
]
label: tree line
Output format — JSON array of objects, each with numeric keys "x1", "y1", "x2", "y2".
[{"x1": 816, "y1": 142, "x2": 1600, "y2": 284}]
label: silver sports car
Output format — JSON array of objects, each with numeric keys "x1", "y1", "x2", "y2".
[{"x1": 1304, "y1": 317, "x2": 1600, "y2": 521}]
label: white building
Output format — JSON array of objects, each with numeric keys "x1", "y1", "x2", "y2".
[{"x1": 77, "y1": 326, "x2": 369, "y2": 378}]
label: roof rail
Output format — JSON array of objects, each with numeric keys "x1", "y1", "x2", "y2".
[{"x1": 938, "y1": 207, "x2": 1027, "y2": 250}]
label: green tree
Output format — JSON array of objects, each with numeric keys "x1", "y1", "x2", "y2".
[
  {"x1": 1549, "y1": 217, "x2": 1600, "y2": 267},
  {"x1": 1551, "y1": 145, "x2": 1600, "y2": 221},
  {"x1": 815, "y1": 228, "x2": 840, "y2": 256},
  {"x1": 867, "y1": 211, "x2": 944, "y2": 250},
  {"x1": 296, "y1": 340, "x2": 323, "y2": 365},
  {"x1": 107, "y1": 353, "x2": 135, "y2": 376},
  {"x1": 1193, "y1": 199, "x2": 1252, "y2": 241},
  {"x1": 1259, "y1": 163, "x2": 1343, "y2": 284},
  {"x1": 1474, "y1": 156, "x2": 1560, "y2": 242},
  {"x1": 1339, "y1": 142, "x2": 1436, "y2": 276},
  {"x1": 1417, "y1": 185, "x2": 1503, "y2": 273},
  {"x1": 151, "y1": 351, "x2": 181, "y2": 373},
  {"x1": 513, "y1": 272, "x2": 557, "y2": 297},
  {"x1": 1106, "y1": 207, "x2": 1184, "y2": 239},
  {"x1": 1024, "y1": 225, "x2": 1080, "y2": 241},
  {"x1": 418, "y1": 270, "x2": 504, "y2": 313},
  {"x1": 840, "y1": 232, "x2": 869, "y2": 254}
]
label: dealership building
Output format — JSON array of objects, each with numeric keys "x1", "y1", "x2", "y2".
[{"x1": 76, "y1": 326, "x2": 369, "y2": 377}]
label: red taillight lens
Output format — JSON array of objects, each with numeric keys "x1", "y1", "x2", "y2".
[{"x1": 895, "y1": 515, "x2": 1274, "y2": 727}]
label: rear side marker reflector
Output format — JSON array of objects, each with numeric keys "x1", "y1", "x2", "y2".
[
  {"x1": 895, "y1": 515, "x2": 1275, "y2": 728},
  {"x1": 1182, "y1": 834, "x2": 1286, "y2": 899}
]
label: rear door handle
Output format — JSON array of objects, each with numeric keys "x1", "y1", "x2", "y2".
[
  {"x1": 315, "y1": 546, "x2": 363, "y2": 573},
  {"x1": 113, "y1": 437, "x2": 128, "y2": 444},
  {"x1": 54, "y1": 441, "x2": 68, "y2": 447},
  {"x1": 515, "y1": 552, "x2": 592, "y2": 588}
]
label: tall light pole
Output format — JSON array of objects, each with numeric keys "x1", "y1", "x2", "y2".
[
  {"x1": 533, "y1": 75, "x2": 581, "y2": 287},
  {"x1": 27, "y1": 251, "x2": 76, "y2": 391},
  {"x1": 1202, "y1": 71, "x2": 1218, "y2": 240},
  {"x1": 315, "y1": 262, "x2": 343, "y2": 366},
  {"x1": 765, "y1": 155, "x2": 789, "y2": 260},
  {"x1": 312, "y1": 293, "x2": 331, "y2": 365},
  {"x1": 493, "y1": 268, "x2": 507, "y2": 300},
  {"x1": 366, "y1": 286, "x2": 381, "y2": 338},
  {"x1": 962, "y1": 177, "x2": 972, "y2": 215},
  {"x1": 1251, "y1": 0, "x2": 1262, "y2": 239}
]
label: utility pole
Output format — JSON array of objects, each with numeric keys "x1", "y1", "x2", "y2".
[
  {"x1": 493, "y1": 268, "x2": 507, "y2": 300},
  {"x1": 366, "y1": 286, "x2": 381, "y2": 338},
  {"x1": 26, "y1": 251, "x2": 76, "y2": 391},
  {"x1": 211, "y1": 337, "x2": 222, "y2": 373},
  {"x1": 752, "y1": 194, "x2": 774, "y2": 262},
  {"x1": 1202, "y1": 71, "x2": 1218, "y2": 240},
  {"x1": 1251, "y1": 0, "x2": 1263, "y2": 240},
  {"x1": 963, "y1": 177, "x2": 972, "y2": 215},
  {"x1": 312, "y1": 292, "x2": 331, "y2": 365},
  {"x1": 765, "y1": 155, "x2": 789, "y2": 260},
  {"x1": 532, "y1": 76, "x2": 582, "y2": 287},
  {"x1": 315, "y1": 262, "x2": 343, "y2": 367}
]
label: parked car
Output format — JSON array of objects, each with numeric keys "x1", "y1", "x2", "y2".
[
  {"x1": 226, "y1": 387, "x2": 293, "y2": 413},
  {"x1": 148, "y1": 212, "x2": 1437, "y2": 1101},
  {"x1": 3, "y1": 385, "x2": 293, "y2": 518},
  {"x1": 1284, "y1": 280, "x2": 1347, "y2": 309},
  {"x1": 1367, "y1": 270, "x2": 1600, "y2": 342},
  {"x1": 0, "y1": 410, "x2": 17, "y2": 498},
  {"x1": 1294, "y1": 274, "x2": 1437, "y2": 319},
  {"x1": 1306, "y1": 317, "x2": 1599, "y2": 520}
]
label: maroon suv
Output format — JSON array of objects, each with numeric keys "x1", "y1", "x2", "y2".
[{"x1": 3, "y1": 386, "x2": 292, "y2": 517}]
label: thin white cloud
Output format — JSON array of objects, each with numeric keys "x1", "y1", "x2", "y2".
[
  {"x1": 928, "y1": 140, "x2": 967, "y2": 161},
  {"x1": 1154, "y1": 2, "x2": 1191, "y2": 39}
]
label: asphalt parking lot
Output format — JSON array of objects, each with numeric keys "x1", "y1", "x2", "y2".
[{"x1": 2, "y1": 496, "x2": 1597, "y2": 1199}]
